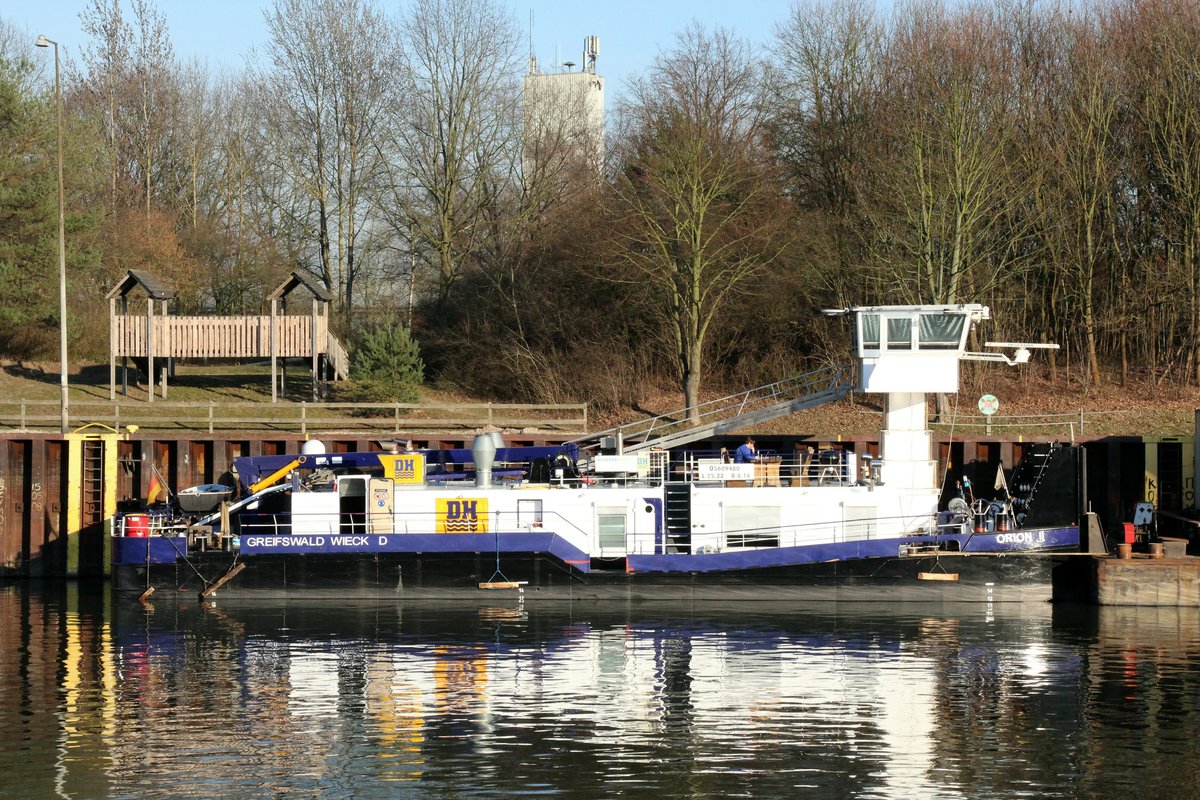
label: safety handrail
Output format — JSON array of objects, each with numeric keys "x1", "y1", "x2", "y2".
[{"x1": 571, "y1": 365, "x2": 850, "y2": 450}]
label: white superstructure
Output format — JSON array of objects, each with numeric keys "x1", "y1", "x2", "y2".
[{"x1": 833, "y1": 304, "x2": 988, "y2": 491}]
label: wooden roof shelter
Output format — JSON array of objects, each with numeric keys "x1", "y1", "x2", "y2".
[{"x1": 108, "y1": 270, "x2": 349, "y2": 402}]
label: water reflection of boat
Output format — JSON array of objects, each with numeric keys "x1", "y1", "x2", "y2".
[
  {"x1": 113, "y1": 597, "x2": 1057, "y2": 647},
  {"x1": 107, "y1": 598, "x2": 1080, "y2": 798},
  {"x1": 13, "y1": 586, "x2": 1199, "y2": 800},
  {"x1": 111, "y1": 305, "x2": 1083, "y2": 602}
]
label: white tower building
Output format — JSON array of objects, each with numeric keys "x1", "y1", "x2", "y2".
[{"x1": 522, "y1": 36, "x2": 604, "y2": 176}]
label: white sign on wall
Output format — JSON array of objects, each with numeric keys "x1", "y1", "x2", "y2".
[
  {"x1": 593, "y1": 454, "x2": 649, "y2": 475},
  {"x1": 697, "y1": 462, "x2": 755, "y2": 482}
]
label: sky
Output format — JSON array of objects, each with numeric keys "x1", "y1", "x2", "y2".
[{"x1": 8, "y1": 0, "x2": 796, "y2": 101}]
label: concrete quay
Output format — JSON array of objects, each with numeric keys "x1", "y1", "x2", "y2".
[{"x1": 1055, "y1": 543, "x2": 1200, "y2": 606}]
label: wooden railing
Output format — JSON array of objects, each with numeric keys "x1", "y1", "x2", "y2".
[
  {"x1": 0, "y1": 400, "x2": 588, "y2": 435},
  {"x1": 326, "y1": 332, "x2": 350, "y2": 380},
  {"x1": 113, "y1": 315, "x2": 327, "y2": 359}
]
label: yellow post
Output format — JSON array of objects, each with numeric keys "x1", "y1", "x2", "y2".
[
  {"x1": 65, "y1": 426, "x2": 128, "y2": 578},
  {"x1": 65, "y1": 435, "x2": 81, "y2": 577},
  {"x1": 102, "y1": 433, "x2": 119, "y2": 577},
  {"x1": 1144, "y1": 440, "x2": 1159, "y2": 508},
  {"x1": 1142, "y1": 435, "x2": 1193, "y2": 512}
]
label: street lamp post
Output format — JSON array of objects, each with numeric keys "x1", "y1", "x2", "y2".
[{"x1": 36, "y1": 34, "x2": 68, "y2": 434}]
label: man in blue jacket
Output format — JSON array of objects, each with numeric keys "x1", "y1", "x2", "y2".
[{"x1": 735, "y1": 437, "x2": 757, "y2": 463}]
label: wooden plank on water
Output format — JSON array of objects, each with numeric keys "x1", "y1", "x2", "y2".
[
  {"x1": 917, "y1": 572, "x2": 959, "y2": 582},
  {"x1": 479, "y1": 580, "x2": 528, "y2": 590}
]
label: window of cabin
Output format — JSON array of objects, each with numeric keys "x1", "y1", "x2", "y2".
[
  {"x1": 843, "y1": 505, "x2": 878, "y2": 540},
  {"x1": 723, "y1": 505, "x2": 781, "y2": 548},
  {"x1": 886, "y1": 317, "x2": 913, "y2": 350},
  {"x1": 860, "y1": 313, "x2": 880, "y2": 350},
  {"x1": 518, "y1": 498, "x2": 543, "y2": 528},
  {"x1": 918, "y1": 313, "x2": 966, "y2": 349}
]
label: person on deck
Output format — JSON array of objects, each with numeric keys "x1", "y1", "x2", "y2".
[{"x1": 735, "y1": 437, "x2": 757, "y2": 463}]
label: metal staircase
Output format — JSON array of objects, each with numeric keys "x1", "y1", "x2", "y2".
[
  {"x1": 569, "y1": 365, "x2": 852, "y2": 454},
  {"x1": 1009, "y1": 443, "x2": 1080, "y2": 528},
  {"x1": 664, "y1": 482, "x2": 692, "y2": 553}
]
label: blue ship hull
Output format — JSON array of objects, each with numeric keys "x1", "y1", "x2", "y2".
[{"x1": 113, "y1": 525, "x2": 1079, "y2": 603}]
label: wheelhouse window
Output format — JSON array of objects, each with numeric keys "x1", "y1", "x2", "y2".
[
  {"x1": 858, "y1": 309, "x2": 970, "y2": 354},
  {"x1": 860, "y1": 313, "x2": 880, "y2": 349},
  {"x1": 886, "y1": 317, "x2": 913, "y2": 350},
  {"x1": 918, "y1": 313, "x2": 966, "y2": 349}
]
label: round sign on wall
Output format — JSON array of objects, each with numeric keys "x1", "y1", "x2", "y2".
[{"x1": 978, "y1": 394, "x2": 1000, "y2": 415}]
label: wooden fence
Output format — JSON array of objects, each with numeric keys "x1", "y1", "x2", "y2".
[{"x1": 0, "y1": 399, "x2": 589, "y2": 435}]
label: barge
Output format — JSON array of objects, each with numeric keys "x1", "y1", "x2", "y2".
[{"x1": 111, "y1": 304, "x2": 1084, "y2": 602}]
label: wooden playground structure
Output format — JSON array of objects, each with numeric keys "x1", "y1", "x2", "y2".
[{"x1": 107, "y1": 270, "x2": 350, "y2": 402}]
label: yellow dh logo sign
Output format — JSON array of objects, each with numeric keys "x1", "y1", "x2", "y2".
[
  {"x1": 378, "y1": 454, "x2": 425, "y2": 485},
  {"x1": 437, "y1": 498, "x2": 488, "y2": 533}
]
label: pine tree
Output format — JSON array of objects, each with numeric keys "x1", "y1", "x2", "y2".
[{"x1": 350, "y1": 322, "x2": 425, "y2": 403}]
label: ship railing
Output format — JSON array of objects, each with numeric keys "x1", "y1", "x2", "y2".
[
  {"x1": 113, "y1": 510, "x2": 190, "y2": 537},
  {"x1": 680, "y1": 512, "x2": 943, "y2": 555},
  {"x1": 669, "y1": 449, "x2": 858, "y2": 487},
  {"x1": 570, "y1": 365, "x2": 850, "y2": 452},
  {"x1": 577, "y1": 454, "x2": 670, "y2": 487},
  {"x1": 2, "y1": 398, "x2": 588, "y2": 434}
]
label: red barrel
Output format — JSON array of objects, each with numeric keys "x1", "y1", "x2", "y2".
[{"x1": 126, "y1": 514, "x2": 150, "y2": 538}]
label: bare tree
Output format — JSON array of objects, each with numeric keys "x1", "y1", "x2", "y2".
[
  {"x1": 382, "y1": 0, "x2": 522, "y2": 303},
  {"x1": 1134, "y1": 2, "x2": 1200, "y2": 383},
  {"x1": 865, "y1": 2, "x2": 1025, "y2": 305},
  {"x1": 129, "y1": 0, "x2": 174, "y2": 218},
  {"x1": 78, "y1": 0, "x2": 178, "y2": 219},
  {"x1": 188, "y1": 75, "x2": 289, "y2": 313},
  {"x1": 768, "y1": 0, "x2": 882, "y2": 305},
  {"x1": 1057, "y1": 13, "x2": 1123, "y2": 386},
  {"x1": 255, "y1": 0, "x2": 400, "y2": 313},
  {"x1": 171, "y1": 59, "x2": 218, "y2": 230},
  {"x1": 610, "y1": 23, "x2": 784, "y2": 421},
  {"x1": 79, "y1": 0, "x2": 133, "y2": 212}
]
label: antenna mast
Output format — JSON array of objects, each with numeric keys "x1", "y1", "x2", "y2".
[{"x1": 527, "y1": 9, "x2": 537, "y2": 74}]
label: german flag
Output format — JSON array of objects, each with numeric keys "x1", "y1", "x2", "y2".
[{"x1": 147, "y1": 473, "x2": 163, "y2": 505}]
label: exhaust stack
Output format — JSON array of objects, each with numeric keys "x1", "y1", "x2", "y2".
[{"x1": 472, "y1": 434, "x2": 496, "y2": 488}]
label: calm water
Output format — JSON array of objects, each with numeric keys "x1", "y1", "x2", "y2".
[{"x1": 2, "y1": 586, "x2": 1199, "y2": 799}]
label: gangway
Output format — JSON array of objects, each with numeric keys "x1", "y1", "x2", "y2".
[{"x1": 569, "y1": 365, "x2": 852, "y2": 454}]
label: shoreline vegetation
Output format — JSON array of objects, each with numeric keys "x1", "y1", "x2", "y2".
[{"x1": 8, "y1": 2, "x2": 1200, "y2": 437}]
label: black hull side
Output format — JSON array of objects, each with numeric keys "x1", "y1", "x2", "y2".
[{"x1": 116, "y1": 551, "x2": 1069, "y2": 603}]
